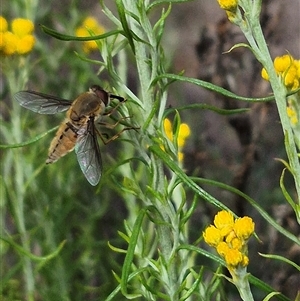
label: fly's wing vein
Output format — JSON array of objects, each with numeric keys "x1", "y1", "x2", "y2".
[
  {"x1": 75, "y1": 119, "x2": 102, "y2": 186},
  {"x1": 14, "y1": 91, "x2": 71, "y2": 114}
]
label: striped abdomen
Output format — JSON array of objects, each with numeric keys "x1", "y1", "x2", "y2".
[{"x1": 46, "y1": 121, "x2": 80, "y2": 164}]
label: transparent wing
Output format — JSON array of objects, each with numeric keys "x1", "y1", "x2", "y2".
[
  {"x1": 75, "y1": 119, "x2": 102, "y2": 186},
  {"x1": 14, "y1": 90, "x2": 71, "y2": 114}
]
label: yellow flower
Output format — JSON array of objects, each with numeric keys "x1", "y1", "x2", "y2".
[
  {"x1": 82, "y1": 16, "x2": 100, "y2": 30},
  {"x1": 0, "y1": 16, "x2": 8, "y2": 32},
  {"x1": 274, "y1": 54, "x2": 293, "y2": 73},
  {"x1": 163, "y1": 118, "x2": 191, "y2": 162},
  {"x1": 233, "y1": 216, "x2": 255, "y2": 240},
  {"x1": 225, "y1": 229, "x2": 237, "y2": 243},
  {"x1": 262, "y1": 54, "x2": 300, "y2": 90},
  {"x1": 284, "y1": 65, "x2": 299, "y2": 89},
  {"x1": 1, "y1": 31, "x2": 18, "y2": 55},
  {"x1": 163, "y1": 118, "x2": 173, "y2": 141},
  {"x1": 224, "y1": 248, "x2": 243, "y2": 266},
  {"x1": 241, "y1": 255, "x2": 249, "y2": 266},
  {"x1": 214, "y1": 210, "x2": 234, "y2": 230},
  {"x1": 216, "y1": 241, "x2": 230, "y2": 256},
  {"x1": 12, "y1": 18, "x2": 34, "y2": 37},
  {"x1": 16, "y1": 35, "x2": 35, "y2": 54},
  {"x1": 261, "y1": 67, "x2": 269, "y2": 81},
  {"x1": 75, "y1": 16, "x2": 105, "y2": 54},
  {"x1": 177, "y1": 123, "x2": 191, "y2": 147},
  {"x1": 230, "y1": 237, "x2": 243, "y2": 250},
  {"x1": 203, "y1": 225, "x2": 222, "y2": 247},
  {"x1": 217, "y1": 0, "x2": 238, "y2": 11}
]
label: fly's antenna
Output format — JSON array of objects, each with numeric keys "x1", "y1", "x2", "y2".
[{"x1": 110, "y1": 94, "x2": 125, "y2": 102}]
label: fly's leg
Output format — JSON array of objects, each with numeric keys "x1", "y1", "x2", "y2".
[
  {"x1": 96, "y1": 126, "x2": 139, "y2": 145},
  {"x1": 96, "y1": 115, "x2": 139, "y2": 145},
  {"x1": 98, "y1": 115, "x2": 132, "y2": 130},
  {"x1": 104, "y1": 99, "x2": 126, "y2": 117}
]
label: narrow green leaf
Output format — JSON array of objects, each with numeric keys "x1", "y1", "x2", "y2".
[
  {"x1": 259, "y1": 253, "x2": 300, "y2": 272},
  {"x1": 147, "y1": 0, "x2": 195, "y2": 11},
  {"x1": 179, "y1": 268, "x2": 202, "y2": 301},
  {"x1": 164, "y1": 104, "x2": 249, "y2": 116},
  {"x1": 40, "y1": 24, "x2": 123, "y2": 41},
  {"x1": 279, "y1": 168, "x2": 297, "y2": 211},
  {"x1": 108, "y1": 241, "x2": 128, "y2": 254},
  {"x1": 262, "y1": 292, "x2": 281, "y2": 301},
  {"x1": 0, "y1": 126, "x2": 58, "y2": 149},
  {"x1": 1, "y1": 235, "x2": 66, "y2": 263},
  {"x1": 121, "y1": 207, "x2": 148, "y2": 295},
  {"x1": 74, "y1": 51, "x2": 105, "y2": 66},
  {"x1": 154, "y1": 73, "x2": 276, "y2": 102},
  {"x1": 115, "y1": 0, "x2": 135, "y2": 53}
]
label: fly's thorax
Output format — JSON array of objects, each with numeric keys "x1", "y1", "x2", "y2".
[{"x1": 66, "y1": 92, "x2": 106, "y2": 127}]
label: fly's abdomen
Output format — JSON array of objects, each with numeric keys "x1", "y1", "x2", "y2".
[{"x1": 46, "y1": 122, "x2": 79, "y2": 164}]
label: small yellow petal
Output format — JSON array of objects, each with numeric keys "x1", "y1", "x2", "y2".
[
  {"x1": 0, "y1": 16, "x2": 8, "y2": 32},
  {"x1": 163, "y1": 118, "x2": 173, "y2": 141},
  {"x1": 261, "y1": 68, "x2": 269, "y2": 81},
  {"x1": 179, "y1": 123, "x2": 191, "y2": 139}
]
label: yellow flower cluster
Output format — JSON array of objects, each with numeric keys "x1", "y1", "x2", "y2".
[
  {"x1": 203, "y1": 210, "x2": 255, "y2": 268},
  {"x1": 0, "y1": 16, "x2": 35, "y2": 55},
  {"x1": 163, "y1": 118, "x2": 191, "y2": 162},
  {"x1": 75, "y1": 16, "x2": 105, "y2": 54},
  {"x1": 261, "y1": 54, "x2": 300, "y2": 90}
]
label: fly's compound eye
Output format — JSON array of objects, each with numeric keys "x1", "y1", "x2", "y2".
[{"x1": 90, "y1": 85, "x2": 103, "y2": 93}]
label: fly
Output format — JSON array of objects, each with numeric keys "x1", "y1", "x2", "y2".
[{"x1": 14, "y1": 85, "x2": 125, "y2": 186}]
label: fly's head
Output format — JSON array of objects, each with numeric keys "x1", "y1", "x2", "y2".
[{"x1": 89, "y1": 85, "x2": 110, "y2": 107}]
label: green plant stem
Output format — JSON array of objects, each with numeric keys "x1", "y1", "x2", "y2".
[
  {"x1": 230, "y1": 266, "x2": 254, "y2": 301},
  {"x1": 119, "y1": 2, "x2": 184, "y2": 298},
  {"x1": 6, "y1": 65, "x2": 35, "y2": 301},
  {"x1": 121, "y1": 0, "x2": 155, "y2": 133}
]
